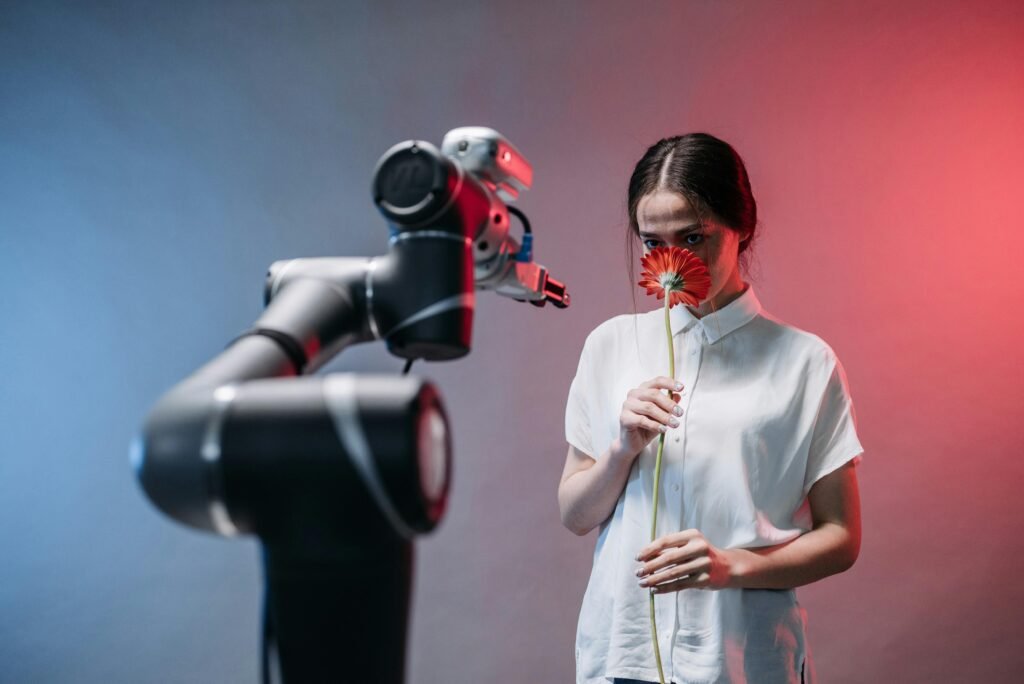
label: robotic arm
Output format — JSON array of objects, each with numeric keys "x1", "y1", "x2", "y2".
[{"x1": 131, "y1": 127, "x2": 568, "y2": 683}]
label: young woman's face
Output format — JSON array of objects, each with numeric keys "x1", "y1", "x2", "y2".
[{"x1": 636, "y1": 189, "x2": 745, "y2": 306}]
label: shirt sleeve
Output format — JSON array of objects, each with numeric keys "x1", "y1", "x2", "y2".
[
  {"x1": 565, "y1": 333, "x2": 595, "y2": 459},
  {"x1": 803, "y1": 353, "x2": 864, "y2": 497}
]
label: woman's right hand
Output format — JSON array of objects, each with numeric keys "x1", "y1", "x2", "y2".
[{"x1": 613, "y1": 376, "x2": 684, "y2": 462}]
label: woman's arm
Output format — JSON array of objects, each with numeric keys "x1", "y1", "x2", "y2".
[
  {"x1": 558, "y1": 439, "x2": 638, "y2": 536},
  {"x1": 726, "y1": 459, "x2": 862, "y2": 589},
  {"x1": 635, "y1": 458, "x2": 862, "y2": 592}
]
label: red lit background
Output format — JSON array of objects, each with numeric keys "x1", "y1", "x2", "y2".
[{"x1": 0, "y1": 1, "x2": 1020, "y2": 681}]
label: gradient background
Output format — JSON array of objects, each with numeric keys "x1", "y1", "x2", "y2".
[{"x1": 2, "y1": 1, "x2": 1022, "y2": 682}]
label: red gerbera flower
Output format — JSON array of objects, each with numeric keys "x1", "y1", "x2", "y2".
[
  {"x1": 636, "y1": 244, "x2": 711, "y2": 684},
  {"x1": 638, "y1": 245, "x2": 712, "y2": 307}
]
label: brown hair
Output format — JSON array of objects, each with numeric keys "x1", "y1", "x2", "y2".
[{"x1": 625, "y1": 132, "x2": 760, "y2": 314}]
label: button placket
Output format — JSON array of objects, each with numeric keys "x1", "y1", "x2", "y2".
[
  {"x1": 676, "y1": 329, "x2": 705, "y2": 525},
  {"x1": 675, "y1": 328, "x2": 700, "y2": 437}
]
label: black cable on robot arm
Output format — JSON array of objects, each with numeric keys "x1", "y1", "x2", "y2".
[{"x1": 507, "y1": 205, "x2": 531, "y2": 233}]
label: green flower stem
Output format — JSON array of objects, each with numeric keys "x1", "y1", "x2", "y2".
[{"x1": 649, "y1": 293, "x2": 674, "y2": 684}]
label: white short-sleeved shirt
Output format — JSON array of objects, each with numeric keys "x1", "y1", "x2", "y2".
[{"x1": 564, "y1": 282, "x2": 864, "y2": 684}]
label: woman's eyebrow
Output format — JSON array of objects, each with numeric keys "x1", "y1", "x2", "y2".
[{"x1": 639, "y1": 223, "x2": 702, "y2": 238}]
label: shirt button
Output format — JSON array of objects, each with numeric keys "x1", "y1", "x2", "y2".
[
  {"x1": 674, "y1": 436, "x2": 680, "y2": 443},
  {"x1": 673, "y1": 483, "x2": 680, "y2": 491}
]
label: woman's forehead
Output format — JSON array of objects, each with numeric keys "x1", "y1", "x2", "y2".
[{"x1": 638, "y1": 191, "x2": 697, "y2": 227}]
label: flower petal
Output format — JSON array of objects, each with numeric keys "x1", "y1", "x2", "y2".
[{"x1": 637, "y1": 245, "x2": 712, "y2": 306}]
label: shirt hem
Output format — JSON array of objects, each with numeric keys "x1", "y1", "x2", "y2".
[
  {"x1": 566, "y1": 435, "x2": 596, "y2": 460},
  {"x1": 580, "y1": 666, "x2": 721, "y2": 684}
]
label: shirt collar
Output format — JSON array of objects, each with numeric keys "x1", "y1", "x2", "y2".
[{"x1": 669, "y1": 282, "x2": 762, "y2": 344}]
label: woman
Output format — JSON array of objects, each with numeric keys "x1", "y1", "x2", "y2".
[{"x1": 558, "y1": 133, "x2": 863, "y2": 684}]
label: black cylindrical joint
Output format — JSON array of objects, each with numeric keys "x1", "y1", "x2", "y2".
[
  {"x1": 369, "y1": 236, "x2": 475, "y2": 361},
  {"x1": 218, "y1": 374, "x2": 450, "y2": 541},
  {"x1": 372, "y1": 139, "x2": 492, "y2": 236},
  {"x1": 369, "y1": 140, "x2": 491, "y2": 361},
  {"x1": 372, "y1": 140, "x2": 454, "y2": 227}
]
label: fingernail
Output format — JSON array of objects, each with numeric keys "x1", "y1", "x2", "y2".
[
  {"x1": 675, "y1": 381, "x2": 683, "y2": 390},
  {"x1": 669, "y1": 418, "x2": 679, "y2": 427}
]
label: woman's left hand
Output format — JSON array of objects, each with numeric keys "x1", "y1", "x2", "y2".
[{"x1": 635, "y1": 528, "x2": 736, "y2": 593}]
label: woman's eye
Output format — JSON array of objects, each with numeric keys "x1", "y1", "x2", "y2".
[{"x1": 643, "y1": 234, "x2": 704, "y2": 250}]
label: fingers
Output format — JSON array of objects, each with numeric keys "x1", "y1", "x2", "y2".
[
  {"x1": 649, "y1": 571, "x2": 712, "y2": 593},
  {"x1": 625, "y1": 395, "x2": 678, "y2": 431},
  {"x1": 636, "y1": 538, "x2": 707, "y2": 579},
  {"x1": 631, "y1": 378, "x2": 683, "y2": 420},
  {"x1": 637, "y1": 556, "x2": 711, "y2": 589},
  {"x1": 618, "y1": 377, "x2": 686, "y2": 450},
  {"x1": 636, "y1": 530, "x2": 703, "y2": 561},
  {"x1": 619, "y1": 406, "x2": 669, "y2": 435},
  {"x1": 634, "y1": 530, "x2": 714, "y2": 593},
  {"x1": 642, "y1": 386, "x2": 683, "y2": 417},
  {"x1": 639, "y1": 376, "x2": 684, "y2": 393}
]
